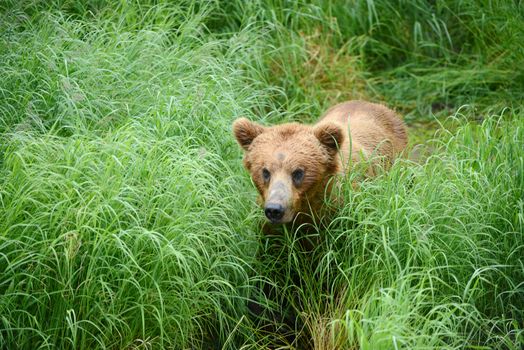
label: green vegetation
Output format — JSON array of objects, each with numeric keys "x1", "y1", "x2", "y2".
[{"x1": 1, "y1": 1, "x2": 522, "y2": 348}]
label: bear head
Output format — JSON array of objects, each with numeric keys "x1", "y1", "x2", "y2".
[{"x1": 233, "y1": 118, "x2": 343, "y2": 224}]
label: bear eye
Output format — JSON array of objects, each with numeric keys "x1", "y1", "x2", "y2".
[
  {"x1": 292, "y1": 169, "x2": 304, "y2": 186},
  {"x1": 262, "y1": 168, "x2": 271, "y2": 182}
]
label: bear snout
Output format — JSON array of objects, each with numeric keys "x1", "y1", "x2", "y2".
[{"x1": 264, "y1": 203, "x2": 285, "y2": 223}]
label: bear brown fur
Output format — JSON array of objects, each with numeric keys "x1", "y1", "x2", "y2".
[{"x1": 233, "y1": 100, "x2": 408, "y2": 225}]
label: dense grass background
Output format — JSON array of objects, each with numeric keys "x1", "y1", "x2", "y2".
[{"x1": 1, "y1": 0, "x2": 523, "y2": 349}]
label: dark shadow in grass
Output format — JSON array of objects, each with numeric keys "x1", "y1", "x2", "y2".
[
  {"x1": 246, "y1": 221, "x2": 320, "y2": 349},
  {"x1": 246, "y1": 214, "x2": 361, "y2": 349}
]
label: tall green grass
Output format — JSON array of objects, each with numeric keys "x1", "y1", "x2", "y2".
[{"x1": 1, "y1": 1, "x2": 523, "y2": 349}]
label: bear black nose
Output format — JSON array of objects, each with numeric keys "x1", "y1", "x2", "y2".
[{"x1": 264, "y1": 203, "x2": 284, "y2": 222}]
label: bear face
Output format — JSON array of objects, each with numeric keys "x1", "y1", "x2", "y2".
[{"x1": 233, "y1": 118, "x2": 343, "y2": 224}]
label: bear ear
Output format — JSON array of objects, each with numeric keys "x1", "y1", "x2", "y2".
[
  {"x1": 314, "y1": 123, "x2": 344, "y2": 153},
  {"x1": 233, "y1": 118, "x2": 266, "y2": 151}
]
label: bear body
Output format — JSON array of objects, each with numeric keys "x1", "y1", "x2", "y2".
[{"x1": 233, "y1": 100, "x2": 407, "y2": 224}]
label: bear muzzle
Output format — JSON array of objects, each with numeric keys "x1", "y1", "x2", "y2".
[{"x1": 264, "y1": 180, "x2": 294, "y2": 224}]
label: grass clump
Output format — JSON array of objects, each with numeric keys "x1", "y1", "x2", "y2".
[
  {"x1": 326, "y1": 112, "x2": 524, "y2": 348},
  {"x1": 1, "y1": 1, "x2": 265, "y2": 348},
  {"x1": 208, "y1": 0, "x2": 524, "y2": 120},
  {"x1": 0, "y1": 0, "x2": 523, "y2": 349}
]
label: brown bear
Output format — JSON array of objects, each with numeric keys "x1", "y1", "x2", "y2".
[{"x1": 233, "y1": 100, "x2": 408, "y2": 225}]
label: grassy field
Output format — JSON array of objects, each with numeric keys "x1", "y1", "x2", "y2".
[{"x1": 1, "y1": 0, "x2": 523, "y2": 349}]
